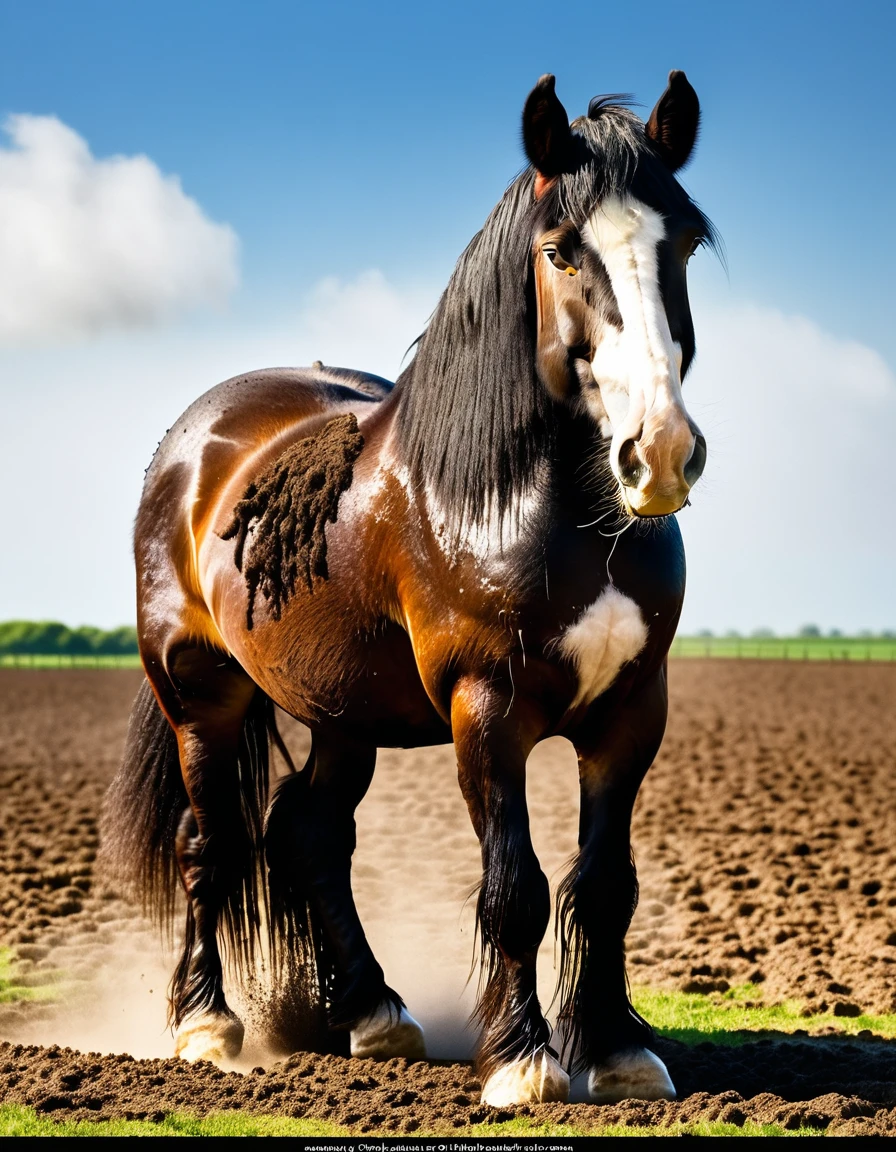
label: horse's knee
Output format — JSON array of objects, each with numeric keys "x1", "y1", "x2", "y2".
[
  {"x1": 479, "y1": 838, "x2": 550, "y2": 955},
  {"x1": 562, "y1": 844, "x2": 638, "y2": 939},
  {"x1": 266, "y1": 772, "x2": 356, "y2": 880}
]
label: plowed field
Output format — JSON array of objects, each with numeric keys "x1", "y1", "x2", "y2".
[{"x1": 2, "y1": 662, "x2": 896, "y2": 1135}]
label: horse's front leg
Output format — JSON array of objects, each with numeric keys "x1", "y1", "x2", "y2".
[
  {"x1": 560, "y1": 669, "x2": 675, "y2": 1103},
  {"x1": 452, "y1": 679, "x2": 569, "y2": 1106}
]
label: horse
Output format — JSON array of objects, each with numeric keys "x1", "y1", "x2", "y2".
[{"x1": 102, "y1": 70, "x2": 715, "y2": 1107}]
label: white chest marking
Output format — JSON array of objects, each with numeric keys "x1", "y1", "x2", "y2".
[{"x1": 559, "y1": 586, "x2": 647, "y2": 708}]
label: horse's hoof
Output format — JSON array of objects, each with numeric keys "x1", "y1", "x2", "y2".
[
  {"x1": 350, "y1": 1002, "x2": 426, "y2": 1060},
  {"x1": 587, "y1": 1047, "x2": 676, "y2": 1103},
  {"x1": 481, "y1": 1049, "x2": 570, "y2": 1106},
  {"x1": 175, "y1": 1012, "x2": 244, "y2": 1065}
]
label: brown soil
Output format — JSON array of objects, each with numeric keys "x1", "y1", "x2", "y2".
[{"x1": 2, "y1": 662, "x2": 896, "y2": 1134}]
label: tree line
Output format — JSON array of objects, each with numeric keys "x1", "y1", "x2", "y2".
[
  {"x1": 694, "y1": 626, "x2": 895, "y2": 640},
  {"x1": 0, "y1": 621, "x2": 138, "y2": 656}
]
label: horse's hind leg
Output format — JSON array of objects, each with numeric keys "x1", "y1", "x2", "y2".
[
  {"x1": 150, "y1": 648, "x2": 266, "y2": 1064},
  {"x1": 560, "y1": 669, "x2": 675, "y2": 1103},
  {"x1": 451, "y1": 680, "x2": 569, "y2": 1106},
  {"x1": 265, "y1": 730, "x2": 425, "y2": 1059}
]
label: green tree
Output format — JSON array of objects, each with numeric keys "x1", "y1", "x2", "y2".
[{"x1": 0, "y1": 620, "x2": 140, "y2": 656}]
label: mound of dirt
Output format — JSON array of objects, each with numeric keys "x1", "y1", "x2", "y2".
[
  {"x1": 2, "y1": 1036, "x2": 896, "y2": 1133},
  {"x1": 1, "y1": 662, "x2": 896, "y2": 1133}
]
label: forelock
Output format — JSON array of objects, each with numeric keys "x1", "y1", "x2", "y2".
[
  {"x1": 548, "y1": 99, "x2": 717, "y2": 251},
  {"x1": 554, "y1": 103, "x2": 649, "y2": 224}
]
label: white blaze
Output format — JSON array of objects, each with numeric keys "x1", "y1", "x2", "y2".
[
  {"x1": 583, "y1": 195, "x2": 685, "y2": 439},
  {"x1": 559, "y1": 586, "x2": 648, "y2": 707}
]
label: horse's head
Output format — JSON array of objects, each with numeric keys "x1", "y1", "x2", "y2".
[{"x1": 526, "y1": 73, "x2": 711, "y2": 517}]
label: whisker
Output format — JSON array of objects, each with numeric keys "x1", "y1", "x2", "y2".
[{"x1": 602, "y1": 517, "x2": 635, "y2": 582}]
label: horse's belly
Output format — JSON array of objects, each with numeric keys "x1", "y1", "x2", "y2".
[{"x1": 224, "y1": 596, "x2": 449, "y2": 747}]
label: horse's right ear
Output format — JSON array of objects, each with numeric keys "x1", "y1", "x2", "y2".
[
  {"x1": 523, "y1": 75, "x2": 573, "y2": 193},
  {"x1": 646, "y1": 70, "x2": 700, "y2": 171}
]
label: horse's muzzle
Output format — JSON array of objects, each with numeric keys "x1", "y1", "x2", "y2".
[{"x1": 616, "y1": 428, "x2": 706, "y2": 517}]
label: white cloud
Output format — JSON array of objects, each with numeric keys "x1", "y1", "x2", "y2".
[
  {"x1": 0, "y1": 270, "x2": 439, "y2": 628},
  {"x1": 678, "y1": 303, "x2": 896, "y2": 633},
  {"x1": 0, "y1": 273, "x2": 893, "y2": 634},
  {"x1": 291, "y1": 269, "x2": 434, "y2": 380},
  {"x1": 0, "y1": 115, "x2": 239, "y2": 344}
]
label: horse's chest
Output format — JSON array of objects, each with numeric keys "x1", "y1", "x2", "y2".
[{"x1": 554, "y1": 586, "x2": 648, "y2": 708}]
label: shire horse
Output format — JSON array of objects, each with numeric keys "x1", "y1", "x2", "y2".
[{"x1": 104, "y1": 71, "x2": 715, "y2": 1106}]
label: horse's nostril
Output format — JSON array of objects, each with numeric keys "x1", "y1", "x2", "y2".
[
  {"x1": 684, "y1": 433, "x2": 707, "y2": 486},
  {"x1": 617, "y1": 438, "x2": 645, "y2": 488}
]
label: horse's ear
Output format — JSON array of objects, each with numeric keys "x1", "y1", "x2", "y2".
[
  {"x1": 523, "y1": 74, "x2": 573, "y2": 185},
  {"x1": 646, "y1": 70, "x2": 700, "y2": 172}
]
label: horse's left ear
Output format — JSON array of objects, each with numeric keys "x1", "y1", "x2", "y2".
[
  {"x1": 646, "y1": 70, "x2": 700, "y2": 172},
  {"x1": 523, "y1": 74, "x2": 573, "y2": 193}
]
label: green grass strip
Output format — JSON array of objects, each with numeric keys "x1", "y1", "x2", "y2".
[
  {"x1": 670, "y1": 636, "x2": 896, "y2": 662},
  {"x1": 634, "y1": 983, "x2": 896, "y2": 1044},
  {"x1": 3, "y1": 638, "x2": 895, "y2": 666},
  {"x1": 0, "y1": 654, "x2": 141, "y2": 668},
  {"x1": 0, "y1": 1104, "x2": 348, "y2": 1137},
  {"x1": 0, "y1": 1105, "x2": 824, "y2": 1138},
  {"x1": 0, "y1": 948, "x2": 67, "y2": 1004},
  {"x1": 591, "y1": 1121, "x2": 823, "y2": 1136}
]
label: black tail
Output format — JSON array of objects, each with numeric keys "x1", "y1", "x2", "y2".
[
  {"x1": 100, "y1": 678, "x2": 186, "y2": 932},
  {"x1": 100, "y1": 677, "x2": 272, "y2": 980}
]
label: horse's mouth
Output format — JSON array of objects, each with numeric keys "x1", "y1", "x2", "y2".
[{"x1": 620, "y1": 487, "x2": 688, "y2": 519}]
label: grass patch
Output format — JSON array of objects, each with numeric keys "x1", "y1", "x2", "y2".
[
  {"x1": 3, "y1": 638, "x2": 894, "y2": 667},
  {"x1": 670, "y1": 635, "x2": 896, "y2": 662},
  {"x1": 0, "y1": 654, "x2": 141, "y2": 669},
  {"x1": 591, "y1": 1121, "x2": 822, "y2": 1136},
  {"x1": 634, "y1": 983, "x2": 896, "y2": 1044},
  {"x1": 0, "y1": 1105, "x2": 350, "y2": 1137},
  {"x1": 0, "y1": 948, "x2": 66, "y2": 1004},
  {"x1": 0, "y1": 1105, "x2": 824, "y2": 1138},
  {"x1": 425, "y1": 1117, "x2": 821, "y2": 1137}
]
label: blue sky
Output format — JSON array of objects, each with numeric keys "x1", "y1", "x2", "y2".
[{"x1": 1, "y1": 0, "x2": 894, "y2": 632}]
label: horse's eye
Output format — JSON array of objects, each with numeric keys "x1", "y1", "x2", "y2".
[
  {"x1": 542, "y1": 245, "x2": 579, "y2": 276},
  {"x1": 686, "y1": 238, "x2": 704, "y2": 263}
]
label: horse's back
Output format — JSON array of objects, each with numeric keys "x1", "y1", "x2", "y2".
[
  {"x1": 136, "y1": 365, "x2": 393, "y2": 659},
  {"x1": 147, "y1": 364, "x2": 391, "y2": 474}
]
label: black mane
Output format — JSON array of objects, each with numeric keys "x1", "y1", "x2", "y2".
[
  {"x1": 395, "y1": 102, "x2": 714, "y2": 528},
  {"x1": 395, "y1": 173, "x2": 549, "y2": 529}
]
